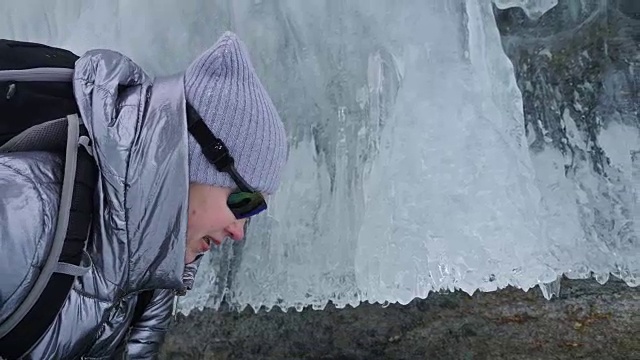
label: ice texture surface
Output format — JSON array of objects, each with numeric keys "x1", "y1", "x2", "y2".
[
  {"x1": 1, "y1": 0, "x2": 637, "y2": 314},
  {"x1": 497, "y1": 0, "x2": 640, "y2": 294},
  {"x1": 493, "y1": 0, "x2": 559, "y2": 19}
]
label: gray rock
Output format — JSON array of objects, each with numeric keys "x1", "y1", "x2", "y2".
[{"x1": 161, "y1": 278, "x2": 639, "y2": 359}]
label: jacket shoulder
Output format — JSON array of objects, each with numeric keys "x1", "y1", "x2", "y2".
[{"x1": 0, "y1": 151, "x2": 63, "y2": 323}]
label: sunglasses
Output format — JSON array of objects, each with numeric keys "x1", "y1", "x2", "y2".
[{"x1": 186, "y1": 103, "x2": 268, "y2": 219}]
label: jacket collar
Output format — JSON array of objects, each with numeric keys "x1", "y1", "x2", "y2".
[
  {"x1": 74, "y1": 49, "x2": 191, "y2": 294},
  {"x1": 124, "y1": 73, "x2": 190, "y2": 292}
]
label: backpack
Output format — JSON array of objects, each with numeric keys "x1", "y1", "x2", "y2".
[{"x1": 0, "y1": 39, "x2": 152, "y2": 359}]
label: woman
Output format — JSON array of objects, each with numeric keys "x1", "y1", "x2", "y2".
[{"x1": 0, "y1": 31, "x2": 287, "y2": 359}]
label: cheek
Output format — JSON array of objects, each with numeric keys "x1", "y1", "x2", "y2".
[
  {"x1": 188, "y1": 204, "x2": 235, "y2": 237},
  {"x1": 187, "y1": 207, "x2": 209, "y2": 239}
]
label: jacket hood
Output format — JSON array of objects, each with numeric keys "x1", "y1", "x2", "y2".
[{"x1": 73, "y1": 50, "x2": 190, "y2": 293}]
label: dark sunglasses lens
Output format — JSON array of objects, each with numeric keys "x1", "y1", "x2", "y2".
[{"x1": 228, "y1": 192, "x2": 267, "y2": 219}]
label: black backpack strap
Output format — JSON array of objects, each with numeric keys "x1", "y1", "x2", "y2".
[{"x1": 0, "y1": 119, "x2": 97, "y2": 359}]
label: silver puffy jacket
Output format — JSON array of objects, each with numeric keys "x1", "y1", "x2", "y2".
[{"x1": 0, "y1": 49, "x2": 196, "y2": 359}]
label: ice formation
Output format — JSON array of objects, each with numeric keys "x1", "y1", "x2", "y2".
[{"x1": 1, "y1": 0, "x2": 637, "y2": 314}]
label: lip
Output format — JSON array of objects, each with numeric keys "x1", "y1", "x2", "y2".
[
  {"x1": 200, "y1": 240, "x2": 211, "y2": 253},
  {"x1": 200, "y1": 237, "x2": 223, "y2": 253}
]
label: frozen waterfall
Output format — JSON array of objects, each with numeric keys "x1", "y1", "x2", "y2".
[{"x1": 1, "y1": 0, "x2": 637, "y2": 314}]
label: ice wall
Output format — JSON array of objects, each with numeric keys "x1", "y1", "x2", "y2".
[
  {"x1": 497, "y1": 0, "x2": 640, "y2": 296},
  {"x1": 1, "y1": 0, "x2": 637, "y2": 314},
  {"x1": 493, "y1": 0, "x2": 559, "y2": 19}
]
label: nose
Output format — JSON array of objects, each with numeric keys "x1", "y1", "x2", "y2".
[{"x1": 226, "y1": 219, "x2": 246, "y2": 241}]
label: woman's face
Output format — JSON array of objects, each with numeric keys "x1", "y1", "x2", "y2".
[{"x1": 185, "y1": 183, "x2": 246, "y2": 264}]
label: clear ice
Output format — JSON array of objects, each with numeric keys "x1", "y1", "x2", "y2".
[
  {"x1": 493, "y1": 0, "x2": 559, "y2": 19},
  {"x1": 1, "y1": 0, "x2": 637, "y2": 313}
]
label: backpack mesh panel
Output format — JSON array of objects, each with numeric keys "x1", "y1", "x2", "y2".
[{"x1": 0, "y1": 117, "x2": 68, "y2": 153}]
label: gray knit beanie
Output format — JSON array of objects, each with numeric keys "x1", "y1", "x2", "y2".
[{"x1": 184, "y1": 31, "x2": 288, "y2": 194}]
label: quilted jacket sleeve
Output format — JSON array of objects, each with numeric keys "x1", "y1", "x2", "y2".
[
  {"x1": 0, "y1": 151, "x2": 62, "y2": 325},
  {"x1": 125, "y1": 289, "x2": 176, "y2": 359}
]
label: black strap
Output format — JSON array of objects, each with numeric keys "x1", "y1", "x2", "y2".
[
  {"x1": 0, "y1": 145, "x2": 97, "y2": 359},
  {"x1": 186, "y1": 103, "x2": 255, "y2": 193},
  {"x1": 132, "y1": 290, "x2": 155, "y2": 324},
  {"x1": 186, "y1": 103, "x2": 234, "y2": 171}
]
